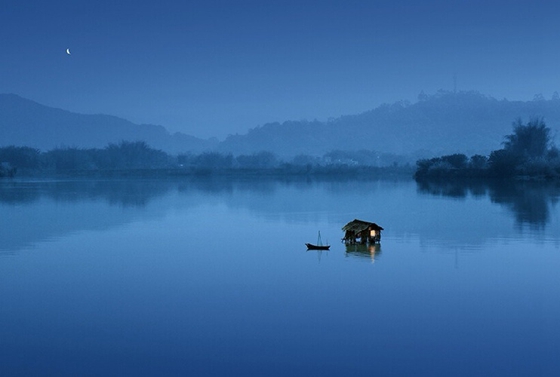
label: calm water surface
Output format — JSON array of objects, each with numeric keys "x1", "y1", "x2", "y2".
[{"x1": 1, "y1": 177, "x2": 559, "y2": 376}]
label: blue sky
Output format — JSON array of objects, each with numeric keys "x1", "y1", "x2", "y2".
[{"x1": 2, "y1": 0, "x2": 560, "y2": 139}]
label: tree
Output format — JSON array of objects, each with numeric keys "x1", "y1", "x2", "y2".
[
  {"x1": 417, "y1": 90, "x2": 429, "y2": 102},
  {"x1": 503, "y1": 118, "x2": 552, "y2": 160},
  {"x1": 236, "y1": 151, "x2": 278, "y2": 169},
  {"x1": 102, "y1": 141, "x2": 169, "y2": 169},
  {"x1": 469, "y1": 154, "x2": 488, "y2": 169},
  {"x1": 488, "y1": 149, "x2": 519, "y2": 177},
  {"x1": 193, "y1": 152, "x2": 233, "y2": 169},
  {"x1": 0, "y1": 146, "x2": 41, "y2": 170},
  {"x1": 44, "y1": 147, "x2": 93, "y2": 171},
  {"x1": 441, "y1": 154, "x2": 468, "y2": 169}
]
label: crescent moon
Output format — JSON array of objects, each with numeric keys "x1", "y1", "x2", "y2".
[{"x1": 66, "y1": 48, "x2": 71, "y2": 55}]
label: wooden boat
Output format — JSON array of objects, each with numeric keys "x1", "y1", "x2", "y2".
[
  {"x1": 306, "y1": 231, "x2": 330, "y2": 250},
  {"x1": 305, "y1": 243, "x2": 330, "y2": 250}
]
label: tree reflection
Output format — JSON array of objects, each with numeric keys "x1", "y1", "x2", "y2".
[
  {"x1": 417, "y1": 179, "x2": 560, "y2": 228},
  {"x1": 416, "y1": 179, "x2": 488, "y2": 199},
  {"x1": 488, "y1": 181, "x2": 559, "y2": 229}
]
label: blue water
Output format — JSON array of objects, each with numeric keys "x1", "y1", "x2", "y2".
[{"x1": 1, "y1": 178, "x2": 559, "y2": 376}]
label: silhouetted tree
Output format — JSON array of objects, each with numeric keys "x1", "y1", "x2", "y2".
[
  {"x1": 177, "y1": 153, "x2": 194, "y2": 167},
  {"x1": 0, "y1": 146, "x2": 41, "y2": 170},
  {"x1": 102, "y1": 141, "x2": 169, "y2": 169},
  {"x1": 418, "y1": 90, "x2": 429, "y2": 101},
  {"x1": 469, "y1": 154, "x2": 488, "y2": 169},
  {"x1": 441, "y1": 154, "x2": 468, "y2": 169},
  {"x1": 488, "y1": 149, "x2": 519, "y2": 177},
  {"x1": 292, "y1": 154, "x2": 320, "y2": 166},
  {"x1": 324, "y1": 150, "x2": 380, "y2": 166},
  {"x1": 533, "y1": 93, "x2": 545, "y2": 102},
  {"x1": 0, "y1": 162, "x2": 16, "y2": 177},
  {"x1": 236, "y1": 151, "x2": 278, "y2": 169},
  {"x1": 503, "y1": 118, "x2": 552, "y2": 160},
  {"x1": 193, "y1": 152, "x2": 233, "y2": 169},
  {"x1": 548, "y1": 146, "x2": 559, "y2": 160},
  {"x1": 44, "y1": 147, "x2": 94, "y2": 171}
]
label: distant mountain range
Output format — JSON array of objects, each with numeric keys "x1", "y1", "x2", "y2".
[
  {"x1": 2, "y1": 91, "x2": 560, "y2": 158},
  {"x1": 219, "y1": 91, "x2": 560, "y2": 157},
  {"x1": 0, "y1": 94, "x2": 216, "y2": 154}
]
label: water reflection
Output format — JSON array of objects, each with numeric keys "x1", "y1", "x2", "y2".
[
  {"x1": 306, "y1": 248, "x2": 329, "y2": 263},
  {"x1": 0, "y1": 176, "x2": 388, "y2": 206},
  {"x1": 0, "y1": 179, "x2": 179, "y2": 252},
  {"x1": 3, "y1": 176, "x2": 559, "y2": 255},
  {"x1": 489, "y1": 181, "x2": 559, "y2": 229},
  {"x1": 0, "y1": 179, "x2": 173, "y2": 207},
  {"x1": 417, "y1": 179, "x2": 560, "y2": 228},
  {"x1": 345, "y1": 243, "x2": 382, "y2": 263}
]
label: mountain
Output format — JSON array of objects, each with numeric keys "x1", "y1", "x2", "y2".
[
  {"x1": 0, "y1": 94, "x2": 216, "y2": 154},
  {"x1": 219, "y1": 91, "x2": 560, "y2": 158},
  {"x1": 3, "y1": 91, "x2": 560, "y2": 159}
]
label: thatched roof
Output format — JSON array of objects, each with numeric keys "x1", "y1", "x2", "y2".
[{"x1": 342, "y1": 219, "x2": 384, "y2": 233}]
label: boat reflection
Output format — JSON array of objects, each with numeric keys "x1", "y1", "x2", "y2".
[
  {"x1": 306, "y1": 248, "x2": 328, "y2": 263},
  {"x1": 345, "y1": 243, "x2": 381, "y2": 263}
]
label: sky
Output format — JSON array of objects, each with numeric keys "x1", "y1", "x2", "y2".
[{"x1": 2, "y1": 0, "x2": 560, "y2": 139}]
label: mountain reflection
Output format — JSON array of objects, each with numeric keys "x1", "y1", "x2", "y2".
[
  {"x1": 416, "y1": 179, "x2": 560, "y2": 228},
  {"x1": 2, "y1": 176, "x2": 387, "y2": 253},
  {"x1": 0, "y1": 179, "x2": 173, "y2": 207},
  {"x1": 3, "y1": 176, "x2": 558, "y2": 255}
]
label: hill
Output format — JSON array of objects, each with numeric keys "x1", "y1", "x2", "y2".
[
  {"x1": 219, "y1": 91, "x2": 560, "y2": 158},
  {"x1": 0, "y1": 94, "x2": 216, "y2": 154},
  {"x1": 3, "y1": 91, "x2": 560, "y2": 160}
]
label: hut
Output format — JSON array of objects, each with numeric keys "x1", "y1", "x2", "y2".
[{"x1": 342, "y1": 219, "x2": 383, "y2": 244}]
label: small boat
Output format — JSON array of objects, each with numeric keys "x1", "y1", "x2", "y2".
[
  {"x1": 305, "y1": 243, "x2": 330, "y2": 250},
  {"x1": 306, "y1": 231, "x2": 330, "y2": 250}
]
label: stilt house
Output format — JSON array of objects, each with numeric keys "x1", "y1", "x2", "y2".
[{"x1": 342, "y1": 219, "x2": 383, "y2": 244}]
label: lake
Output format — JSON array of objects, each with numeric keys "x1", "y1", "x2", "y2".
[{"x1": 1, "y1": 177, "x2": 559, "y2": 376}]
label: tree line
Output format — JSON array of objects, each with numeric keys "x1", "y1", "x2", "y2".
[
  {"x1": 415, "y1": 118, "x2": 560, "y2": 180},
  {"x1": 0, "y1": 141, "x2": 411, "y2": 177},
  {"x1": 0, "y1": 141, "x2": 170, "y2": 175}
]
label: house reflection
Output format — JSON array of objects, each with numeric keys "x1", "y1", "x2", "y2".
[{"x1": 345, "y1": 243, "x2": 381, "y2": 263}]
